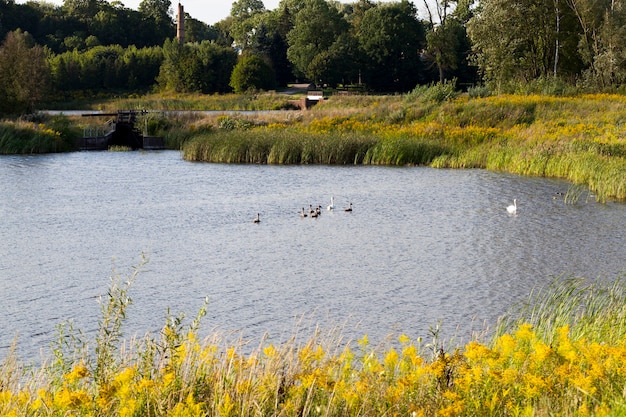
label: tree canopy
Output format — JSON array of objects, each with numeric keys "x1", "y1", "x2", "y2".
[
  {"x1": 0, "y1": 30, "x2": 49, "y2": 114},
  {"x1": 3, "y1": 0, "x2": 626, "y2": 112}
]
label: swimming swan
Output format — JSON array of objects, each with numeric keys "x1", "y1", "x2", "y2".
[
  {"x1": 327, "y1": 196, "x2": 335, "y2": 210},
  {"x1": 506, "y1": 199, "x2": 517, "y2": 214},
  {"x1": 253, "y1": 213, "x2": 261, "y2": 223}
]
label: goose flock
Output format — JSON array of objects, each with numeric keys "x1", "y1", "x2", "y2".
[{"x1": 253, "y1": 196, "x2": 353, "y2": 223}]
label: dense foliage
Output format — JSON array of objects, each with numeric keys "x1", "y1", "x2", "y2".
[{"x1": 3, "y1": 0, "x2": 626, "y2": 115}]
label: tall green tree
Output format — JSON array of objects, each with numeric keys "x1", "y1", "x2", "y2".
[
  {"x1": 307, "y1": 32, "x2": 361, "y2": 87},
  {"x1": 139, "y1": 0, "x2": 174, "y2": 44},
  {"x1": 248, "y1": 11, "x2": 294, "y2": 86},
  {"x1": 0, "y1": 30, "x2": 49, "y2": 114},
  {"x1": 286, "y1": 0, "x2": 349, "y2": 84},
  {"x1": 184, "y1": 15, "x2": 220, "y2": 43},
  {"x1": 423, "y1": 0, "x2": 475, "y2": 84},
  {"x1": 230, "y1": 54, "x2": 276, "y2": 92},
  {"x1": 357, "y1": 0, "x2": 426, "y2": 91},
  {"x1": 567, "y1": 0, "x2": 626, "y2": 88},
  {"x1": 157, "y1": 38, "x2": 237, "y2": 93},
  {"x1": 62, "y1": 0, "x2": 103, "y2": 22},
  {"x1": 230, "y1": 0, "x2": 266, "y2": 50},
  {"x1": 467, "y1": 0, "x2": 583, "y2": 90}
]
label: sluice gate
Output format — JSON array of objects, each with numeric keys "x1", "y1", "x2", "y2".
[{"x1": 79, "y1": 110, "x2": 165, "y2": 151}]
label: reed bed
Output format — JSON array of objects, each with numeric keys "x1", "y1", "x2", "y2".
[
  {"x1": 2, "y1": 257, "x2": 626, "y2": 416},
  {"x1": 183, "y1": 129, "x2": 379, "y2": 165}
]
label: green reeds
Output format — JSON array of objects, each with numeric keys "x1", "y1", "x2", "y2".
[
  {"x1": 363, "y1": 135, "x2": 448, "y2": 165},
  {"x1": 183, "y1": 129, "x2": 379, "y2": 165},
  {"x1": 496, "y1": 276, "x2": 626, "y2": 345}
]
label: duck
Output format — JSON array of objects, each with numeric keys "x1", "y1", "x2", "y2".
[
  {"x1": 506, "y1": 199, "x2": 517, "y2": 214},
  {"x1": 327, "y1": 196, "x2": 335, "y2": 211},
  {"x1": 253, "y1": 213, "x2": 261, "y2": 223},
  {"x1": 344, "y1": 202, "x2": 353, "y2": 212},
  {"x1": 300, "y1": 207, "x2": 307, "y2": 218}
]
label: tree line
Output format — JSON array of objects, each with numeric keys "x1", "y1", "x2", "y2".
[{"x1": 2, "y1": 0, "x2": 626, "y2": 115}]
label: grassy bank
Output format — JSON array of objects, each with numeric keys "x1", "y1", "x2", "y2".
[
  {"x1": 0, "y1": 117, "x2": 79, "y2": 154},
  {"x1": 2, "y1": 258, "x2": 626, "y2": 416},
  {"x1": 180, "y1": 93, "x2": 626, "y2": 201}
]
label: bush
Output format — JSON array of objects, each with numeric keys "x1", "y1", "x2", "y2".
[
  {"x1": 405, "y1": 79, "x2": 460, "y2": 103},
  {"x1": 230, "y1": 54, "x2": 277, "y2": 94}
]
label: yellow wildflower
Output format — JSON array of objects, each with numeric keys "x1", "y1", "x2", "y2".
[
  {"x1": 531, "y1": 340, "x2": 552, "y2": 366},
  {"x1": 54, "y1": 388, "x2": 90, "y2": 408},
  {"x1": 514, "y1": 323, "x2": 535, "y2": 342},
  {"x1": 384, "y1": 348, "x2": 399, "y2": 371},
  {"x1": 0, "y1": 391, "x2": 13, "y2": 404},
  {"x1": 119, "y1": 397, "x2": 138, "y2": 417},
  {"x1": 263, "y1": 344, "x2": 276, "y2": 358},
  {"x1": 162, "y1": 371, "x2": 176, "y2": 387},
  {"x1": 217, "y1": 392, "x2": 234, "y2": 417},
  {"x1": 65, "y1": 362, "x2": 90, "y2": 382},
  {"x1": 556, "y1": 325, "x2": 577, "y2": 362},
  {"x1": 495, "y1": 334, "x2": 517, "y2": 358}
]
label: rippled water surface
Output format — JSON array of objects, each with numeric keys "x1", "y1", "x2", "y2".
[{"x1": 1, "y1": 151, "x2": 624, "y2": 361}]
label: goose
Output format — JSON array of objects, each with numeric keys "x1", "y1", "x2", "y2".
[
  {"x1": 300, "y1": 207, "x2": 307, "y2": 218},
  {"x1": 253, "y1": 213, "x2": 261, "y2": 223},
  {"x1": 344, "y1": 202, "x2": 353, "y2": 212},
  {"x1": 327, "y1": 196, "x2": 335, "y2": 211},
  {"x1": 311, "y1": 210, "x2": 319, "y2": 218},
  {"x1": 506, "y1": 199, "x2": 517, "y2": 214},
  {"x1": 309, "y1": 204, "x2": 315, "y2": 215}
]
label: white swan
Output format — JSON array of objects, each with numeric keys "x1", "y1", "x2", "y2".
[
  {"x1": 327, "y1": 196, "x2": 335, "y2": 211},
  {"x1": 507, "y1": 199, "x2": 517, "y2": 214}
]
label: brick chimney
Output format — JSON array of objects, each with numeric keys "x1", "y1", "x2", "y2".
[{"x1": 177, "y1": 3, "x2": 185, "y2": 44}]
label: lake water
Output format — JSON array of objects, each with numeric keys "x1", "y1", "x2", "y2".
[{"x1": 1, "y1": 151, "x2": 624, "y2": 362}]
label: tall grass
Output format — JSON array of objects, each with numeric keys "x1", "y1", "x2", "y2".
[
  {"x1": 1, "y1": 259, "x2": 626, "y2": 416},
  {"x1": 0, "y1": 117, "x2": 78, "y2": 154},
  {"x1": 183, "y1": 129, "x2": 379, "y2": 165},
  {"x1": 496, "y1": 276, "x2": 626, "y2": 345}
]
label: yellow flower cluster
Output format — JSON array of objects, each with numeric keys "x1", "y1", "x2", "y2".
[
  {"x1": 3, "y1": 323, "x2": 626, "y2": 416},
  {"x1": 458, "y1": 323, "x2": 626, "y2": 416}
]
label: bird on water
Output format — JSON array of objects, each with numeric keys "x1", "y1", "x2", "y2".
[
  {"x1": 327, "y1": 196, "x2": 335, "y2": 211},
  {"x1": 507, "y1": 199, "x2": 517, "y2": 214},
  {"x1": 344, "y1": 202, "x2": 353, "y2": 212},
  {"x1": 253, "y1": 213, "x2": 261, "y2": 223}
]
